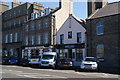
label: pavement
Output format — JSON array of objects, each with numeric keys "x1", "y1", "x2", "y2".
[{"x1": 0, "y1": 65, "x2": 120, "y2": 80}]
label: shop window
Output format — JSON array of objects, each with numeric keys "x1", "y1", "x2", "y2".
[
  {"x1": 76, "y1": 49, "x2": 83, "y2": 61},
  {"x1": 68, "y1": 31, "x2": 72, "y2": 39},
  {"x1": 96, "y1": 44, "x2": 104, "y2": 58},
  {"x1": 60, "y1": 34, "x2": 64, "y2": 44}
]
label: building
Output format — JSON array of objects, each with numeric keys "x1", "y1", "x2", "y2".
[
  {"x1": 86, "y1": 1, "x2": 120, "y2": 73},
  {"x1": 22, "y1": 0, "x2": 73, "y2": 50},
  {"x1": 2, "y1": 2, "x2": 44, "y2": 62},
  {"x1": 56, "y1": 14, "x2": 86, "y2": 67}
]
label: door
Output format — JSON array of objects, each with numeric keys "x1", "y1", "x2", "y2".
[{"x1": 68, "y1": 49, "x2": 72, "y2": 59}]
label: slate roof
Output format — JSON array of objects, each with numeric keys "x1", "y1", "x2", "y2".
[{"x1": 88, "y1": 1, "x2": 120, "y2": 19}]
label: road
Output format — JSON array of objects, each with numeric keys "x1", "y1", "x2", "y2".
[{"x1": 0, "y1": 65, "x2": 119, "y2": 80}]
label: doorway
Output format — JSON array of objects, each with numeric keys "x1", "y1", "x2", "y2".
[{"x1": 68, "y1": 49, "x2": 72, "y2": 59}]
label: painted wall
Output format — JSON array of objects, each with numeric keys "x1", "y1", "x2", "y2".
[{"x1": 56, "y1": 16, "x2": 86, "y2": 44}]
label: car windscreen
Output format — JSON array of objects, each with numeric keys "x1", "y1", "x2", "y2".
[
  {"x1": 30, "y1": 56, "x2": 40, "y2": 58},
  {"x1": 42, "y1": 55, "x2": 54, "y2": 60},
  {"x1": 85, "y1": 58, "x2": 97, "y2": 62},
  {"x1": 60, "y1": 59, "x2": 71, "y2": 62}
]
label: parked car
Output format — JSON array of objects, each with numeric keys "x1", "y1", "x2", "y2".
[
  {"x1": 57, "y1": 58, "x2": 73, "y2": 69},
  {"x1": 2, "y1": 57, "x2": 10, "y2": 65},
  {"x1": 8, "y1": 57, "x2": 19, "y2": 65},
  {"x1": 80, "y1": 57, "x2": 98, "y2": 71},
  {"x1": 21, "y1": 58, "x2": 30, "y2": 66},
  {"x1": 40, "y1": 52, "x2": 57, "y2": 68}
]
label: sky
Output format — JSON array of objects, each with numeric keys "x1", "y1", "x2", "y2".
[{"x1": 6, "y1": 0, "x2": 119, "y2": 19}]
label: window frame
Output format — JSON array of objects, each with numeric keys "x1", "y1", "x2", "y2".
[
  {"x1": 96, "y1": 22, "x2": 104, "y2": 35},
  {"x1": 68, "y1": 31, "x2": 72, "y2": 39}
]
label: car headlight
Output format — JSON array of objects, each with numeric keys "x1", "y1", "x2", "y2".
[{"x1": 9, "y1": 60, "x2": 11, "y2": 62}]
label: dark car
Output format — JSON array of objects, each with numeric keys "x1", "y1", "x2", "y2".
[
  {"x1": 8, "y1": 57, "x2": 19, "y2": 65},
  {"x1": 2, "y1": 57, "x2": 10, "y2": 65},
  {"x1": 21, "y1": 58, "x2": 30, "y2": 66},
  {"x1": 57, "y1": 58, "x2": 73, "y2": 69}
]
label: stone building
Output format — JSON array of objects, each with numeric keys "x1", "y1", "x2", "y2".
[
  {"x1": 86, "y1": 1, "x2": 120, "y2": 73},
  {"x1": 22, "y1": 0, "x2": 73, "y2": 49},
  {"x1": 0, "y1": 1, "x2": 9, "y2": 61},
  {"x1": 2, "y1": 2, "x2": 44, "y2": 62}
]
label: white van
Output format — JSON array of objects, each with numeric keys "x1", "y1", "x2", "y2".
[{"x1": 40, "y1": 52, "x2": 57, "y2": 68}]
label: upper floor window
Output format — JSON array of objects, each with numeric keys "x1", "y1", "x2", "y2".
[
  {"x1": 24, "y1": 18, "x2": 26, "y2": 23},
  {"x1": 18, "y1": 19, "x2": 21, "y2": 24},
  {"x1": 14, "y1": 21, "x2": 16, "y2": 27},
  {"x1": 37, "y1": 21, "x2": 41, "y2": 29},
  {"x1": 14, "y1": 11, "x2": 16, "y2": 16},
  {"x1": 44, "y1": 33, "x2": 48, "y2": 44},
  {"x1": 68, "y1": 31, "x2": 72, "y2": 39},
  {"x1": 25, "y1": 24, "x2": 29, "y2": 32},
  {"x1": 31, "y1": 35, "x2": 34, "y2": 45},
  {"x1": 25, "y1": 36, "x2": 28, "y2": 45},
  {"x1": 31, "y1": 23, "x2": 35, "y2": 30},
  {"x1": 45, "y1": 19, "x2": 49, "y2": 28},
  {"x1": 96, "y1": 22, "x2": 104, "y2": 35},
  {"x1": 96, "y1": 44, "x2": 104, "y2": 58},
  {"x1": 5, "y1": 34, "x2": 8, "y2": 43},
  {"x1": 60, "y1": 34, "x2": 64, "y2": 44},
  {"x1": 10, "y1": 34, "x2": 13, "y2": 43},
  {"x1": 37, "y1": 34, "x2": 41, "y2": 44},
  {"x1": 14, "y1": 33, "x2": 18, "y2": 42},
  {"x1": 77, "y1": 32, "x2": 82, "y2": 43},
  {"x1": 18, "y1": 9, "x2": 21, "y2": 15}
]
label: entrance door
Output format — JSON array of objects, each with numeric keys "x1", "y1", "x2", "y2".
[{"x1": 68, "y1": 49, "x2": 72, "y2": 59}]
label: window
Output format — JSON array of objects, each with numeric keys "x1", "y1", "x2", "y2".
[
  {"x1": 68, "y1": 31, "x2": 72, "y2": 39},
  {"x1": 14, "y1": 21, "x2": 16, "y2": 27},
  {"x1": 5, "y1": 34, "x2": 8, "y2": 43},
  {"x1": 37, "y1": 34, "x2": 41, "y2": 44},
  {"x1": 31, "y1": 23, "x2": 35, "y2": 30},
  {"x1": 24, "y1": 18, "x2": 26, "y2": 23},
  {"x1": 96, "y1": 44, "x2": 104, "y2": 58},
  {"x1": 14, "y1": 11, "x2": 16, "y2": 16},
  {"x1": 45, "y1": 19, "x2": 49, "y2": 28},
  {"x1": 25, "y1": 36, "x2": 28, "y2": 45},
  {"x1": 18, "y1": 19, "x2": 21, "y2": 24},
  {"x1": 44, "y1": 33, "x2": 48, "y2": 44},
  {"x1": 96, "y1": 22, "x2": 104, "y2": 35},
  {"x1": 25, "y1": 24, "x2": 29, "y2": 32},
  {"x1": 14, "y1": 33, "x2": 18, "y2": 42},
  {"x1": 37, "y1": 21, "x2": 41, "y2": 29},
  {"x1": 76, "y1": 49, "x2": 83, "y2": 61},
  {"x1": 10, "y1": 34, "x2": 13, "y2": 43},
  {"x1": 77, "y1": 32, "x2": 82, "y2": 43},
  {"x1": 18, "y1": 9, "x2": 21, "y2": 15},
  {"x1": 60, "y1": 34, "x2": 64, "y2": 44},
  {"x1": 31, "y1": 35, "x2": 34, "y2": 45}
]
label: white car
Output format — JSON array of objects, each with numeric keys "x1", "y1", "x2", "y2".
[{"x1": 80, "y1": 57, "x2": 98, "y2": 71}]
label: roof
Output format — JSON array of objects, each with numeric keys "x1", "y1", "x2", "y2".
[{"x1": 87, "y1": 1, "x2": 120, "y2": 19}]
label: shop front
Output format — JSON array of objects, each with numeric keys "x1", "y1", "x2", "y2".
[{"x1": 56, "y1": 43, "x2": 86, "y2": 67}]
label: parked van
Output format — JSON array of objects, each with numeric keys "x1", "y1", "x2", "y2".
[{"x1": 40, "y1": 52, "x2": 57, "y2": 68}]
